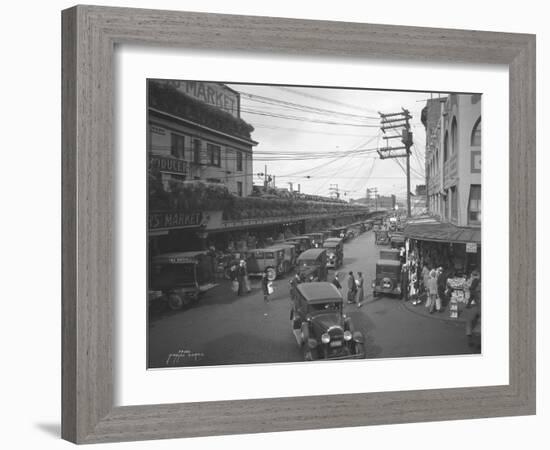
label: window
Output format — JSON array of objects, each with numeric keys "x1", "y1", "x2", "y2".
[
  {"x1": 451, "y1": 117, "x2": 458, "y2": 155},
  {"x1": 170, "y1": 133, "x2": 185, "y2": 159},
  {"x1": 468, "y1": 185, "x2": 481, "y2": 225},
  {"x1": 237, "y1": 181, "x2": 243, "y2": 197},
  {"x1": 443, "y1": 131, "x2": 449, "y2": 162},
  {"x1": 206, "y1": 143, "x2": 221, "y2": 167},
  {"x1": 451, "y1": 186, "x2": 458, "y2": 222},
  {"x1": 192, "y1": 139, "x2": 201, "y2": 164},
  {"x1": 236, "y1": 151, "x2": 243, "y2": 172},
  {"x1": 444, "y1": 190, "x2": 450, "y2": 220},
  {"x1": 471, "y1": 117, "x2": 481, "y2": 146}
]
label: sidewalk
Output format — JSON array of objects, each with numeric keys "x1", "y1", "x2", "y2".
[{"x1": 401, "y1": 294, "x2": 469, "y2": 324}]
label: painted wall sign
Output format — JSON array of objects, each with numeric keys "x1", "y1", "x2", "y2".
[
  {"x1": 149, "y1": 211, "x2": 203, "y2": 230},
  {"x1": 149, "y1": 155, "x2": 188, "y2": 174},
  {"x1": 163, "y1": 80, "x2": 240, "y2": 118}
]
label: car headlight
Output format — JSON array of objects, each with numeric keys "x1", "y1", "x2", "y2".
[
  {"x1": 344, "y1": 330, "x2": 352, "y2": 341},
  {"x1": 321, "y1": 333, "x2": 330, "y2": 344}
]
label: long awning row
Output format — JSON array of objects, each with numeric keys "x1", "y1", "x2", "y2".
[{"x1": 403, "y1": 217, "x2": 481, "y2": 244}]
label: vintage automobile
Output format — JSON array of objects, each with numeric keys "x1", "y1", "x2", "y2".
[
  {"x1": 304, "y1": 232, "x2": 325, "y2": 248},
  {"x1": 290, "y1": 282, "x2": 365, "y2": 361},
  {"x1": 265, "y1": 243, "x2": 296, "y2": 274},
  {"x1": 149, "y1": 251, "x2": 217, "y2": 310},
  {"x1": 374, "y1": 229, "x2": 390, "y2": 245},
  {"x1": 390, "y1": 231, "x2": 406, "y2": 249},
  {"x1": 330, "y1": 226, "x2": 348, "y2": 240},
  {"x1": 372, "y1": 259, "x2": 403, "y2": 298},
  {"x1": 296, "y1": 248, "x2": 328, "y2": 282},
  {"x1": 379, "y1": 248, "x2": 400, "y2": 261},
  {"x1": 323, "y1": 237, "x2": 344, "y2": 269},
  {"x1": 285, "y1": 236, "x2": 312, "y2": 255},
  {"x1": 245, "y1": 247, "x2": 286, "y2": 281}
]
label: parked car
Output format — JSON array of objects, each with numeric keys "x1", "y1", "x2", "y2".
[
  {"x1": 285, "y1": 236, "x2": 312, "y2": 255},
  {"x1": 375, "y1": 230, "x2": 390, "y2": 245},
  {"x1": 379, "y1": 248, "x2": 400, "y2": 261},
  {"x1": 330, "y1": 226, "x2": 348, "y2": 240},
  {"x1": 372, "y1": 259, "x2": 403, "y2": 298},
  {"x1": 149, "y1": 251, "x2": 217, "y2": 310},
  {"x1": 290, "y1": 282, "x2": 365, "y2": 361},
  {"x1": 265, "y1": 244, "x2": 296, "y2": 274},
  {"x1": 244, "y1": 247, "x2": 286, "y2": 281},
  {"x1": 323, "y1": 237, "x2": 344, "y2": 269},
  {"x1": 296, "y1": 248, "x2": 328, "y2": 282},
  {"x1": 304, "y1": 232, "x2": 325, "y2": 248}
]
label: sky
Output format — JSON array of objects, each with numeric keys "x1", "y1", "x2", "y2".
[{"x1": 227, "y1": 83, "x2": 445, "y2": 202}]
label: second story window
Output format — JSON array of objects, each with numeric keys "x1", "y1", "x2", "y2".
[
  {"x1": 471, "y1": 117, "x2": 481, "y2": 146},
  {"x1": 207, "y1": 143, "x2": 221, "y2": 167},
  {"x1": 170, "y1": 133, "x2": 185, "y2": 159},
  {"x1": 236, "y1": 151, "x2": 243, "y2": 172},
  {"x1": 468, "y1": 185, "x2": 481, "y2": 225}
]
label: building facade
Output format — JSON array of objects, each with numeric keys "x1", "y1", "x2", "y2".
[
  {"x1": 423, "y1": 94, "x2": 481, "y2": 227},
  {"x1": 148, "y1": 79, "x2": 257, "y2": 197}
]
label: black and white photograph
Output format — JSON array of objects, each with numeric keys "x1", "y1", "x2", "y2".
[{"x1": 147, "y1": 79, "x2": 482, "y2": 368}]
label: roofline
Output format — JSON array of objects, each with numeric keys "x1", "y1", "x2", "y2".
[{"x1": 149, "y1": 107, "x2": 258, "y2": 147}]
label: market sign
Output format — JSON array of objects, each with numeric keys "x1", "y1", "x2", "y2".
[
  {"x1": 149, "y1": 211, "x2": 203, "y2": 230},
  {"x1": 163, "y1": 80, "x2": 239, "y2": 118},
  {"x1": 466, "y1": 242, "x2": 478, "y2": 253},
  {"x1": 149, "y1": 155, "x2": 187, "y2": 175}
]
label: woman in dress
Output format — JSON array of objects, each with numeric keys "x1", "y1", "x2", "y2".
[
  {"x1": 356, "y1": 272, "x2": 364, "y2": 308},
  {"x1": 261, "y1": 269, "x2": 270, "y2": 303},
  {"x1": 347, "y1": 271, "x2": 357, "y2": 304}
]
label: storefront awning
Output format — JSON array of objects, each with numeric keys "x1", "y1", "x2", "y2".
[{"x1": 403, "y1": 217, "x2": 481, "y2": 244}]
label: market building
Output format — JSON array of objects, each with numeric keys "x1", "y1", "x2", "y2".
[
  {"x1": 147, "y1": 79, "x2": 371, "y2": 255},
  {"x1": 405, "y1": 94, "x2": 482, "y2": 275},
  {"x1": 148, "y1": 79, "x2": 256, "y2": 197}
]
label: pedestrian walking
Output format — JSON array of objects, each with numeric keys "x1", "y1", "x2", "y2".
[
  {"x1": 229, "y1": 263, "x2": 239, "y2": 294},
  {"x1": 356, "y1": 272, "x2": 364, "y2": 307},
  {"x1": 290, "y1": 272, "x2": 301, "y2": 301},
  {"x1": 241, "y1": 259, "x2": 251, "y2": 294},
  {"x1": 400, "y1": 262, "x2": 409, "y2": 301},
  {"x1": 261, "y1": 269, "x2": 271, "y2": 303},
  {"x1": 466, "y1": 270, "x2": 481, "y2": 308},
  {"x1": 426, "y1": 269, "x2": 440, "y2": 314},
  {"x1": 237, "y1": 260, "x2": 246, "y2": 296},
  {"x1": 421, "y1": 263, "x2": 430, "y2": 306},
  {"x1": 332, "y1": 273, "x2": 342, "y2": 290},
  {"x1": 437, "y1": 266, "x2": 449, "y2": 307},
  {"x1": 347, "y1": 271, "x2": 357, "y2": 304}
]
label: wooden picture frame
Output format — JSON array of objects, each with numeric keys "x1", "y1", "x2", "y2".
[{"x1": 62, "y1": 5, "x2": 536, "y2": 444}]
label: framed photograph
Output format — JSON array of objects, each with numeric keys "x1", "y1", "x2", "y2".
[{"x1": 62, "y1": 5, "x2": 536, "y2": 444}]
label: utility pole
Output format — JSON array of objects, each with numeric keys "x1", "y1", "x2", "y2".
[
  {"x1": 378, "y1": 108, "x2": 413, "y2": 217},
  {"x1": 264, "y1": 164, "x2": 268, "y2": 190}
]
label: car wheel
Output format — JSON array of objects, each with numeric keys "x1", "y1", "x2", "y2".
[
  {"x1": 167, "y1": 294, "x2": 183, "y2": 311},
  {"x1": 267, "y1": 267, "x2": 277, "y2": 281}
]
